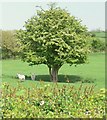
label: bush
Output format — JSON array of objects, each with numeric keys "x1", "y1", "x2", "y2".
[
  {"x1": 90, "y1": 38, "x2": 105, "y2": 52},
  {"x1": 1, "y1": 82, "x2": 106, "y2": 118},
  {"x1": 2, "y1": 47, "x2": 20, "y2": 59},
  {"x1": 1, "y1": 30, "x2": 20, "y2": 59}
]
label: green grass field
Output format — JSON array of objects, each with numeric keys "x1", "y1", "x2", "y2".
[
  {"x1": 92, "y1": 31, "x2": 106, "y2": 41},
  {"x1": 95, "y1": 32, "x2": 105, "y2": 38},
  {"x1": 1, "y1": 52, "x2": 105, "y2": 91}
]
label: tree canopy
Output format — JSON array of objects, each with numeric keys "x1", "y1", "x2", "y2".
[
  {"x1": 16, "y1": 5, "x2": 90, "y2": 82},
  {"x1": 1, "y1": 30, "x2": 19, "y2": 59}
]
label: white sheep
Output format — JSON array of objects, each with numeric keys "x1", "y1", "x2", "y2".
[{"x1": 17, "y1": 73, "x2": 25, "y2": 81}]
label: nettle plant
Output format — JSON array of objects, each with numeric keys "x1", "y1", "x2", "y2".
[{"x1": 16, "y1": 4, "x2": 90, "y2": 82}]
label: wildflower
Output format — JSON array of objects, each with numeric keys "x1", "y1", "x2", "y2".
[
  {"x1": 84, "y1": 109, "x2": 91, "y2": 115},
  {"x1": 40, "y1": 101, "x2": 45, "y2": 106}
]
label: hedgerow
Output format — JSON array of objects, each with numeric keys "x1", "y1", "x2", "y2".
[{"x1": 1, "y1": 82, "x2": 106, "y2": 118}]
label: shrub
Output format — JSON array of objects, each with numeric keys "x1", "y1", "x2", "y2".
[
  {"x1": 1, "y1": 30, "x2": 20, "y2": 59},
  {"x1": 90, "y1": 38, "x2": 105, "y2": 52},
  {"x1": 1, "y1": 82, "x2": 106, "y2": 118}
]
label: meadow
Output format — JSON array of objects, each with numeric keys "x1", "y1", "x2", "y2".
[
  {"x1": 2, "y1": 52, "x2": 105, "y2": 90},
  {"x1": 92, "y1": 31, "x2": 105, "y2": 41}
]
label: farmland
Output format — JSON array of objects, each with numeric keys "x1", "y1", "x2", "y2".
[
  {"x1": 1, "y1": 52, "x2": 106, "y2": 118},
  {"x1": 1, "y1": 31, "x2": 106, "y2": 118},
  {"x1": 2, "y1": 52, "x2": 105, "y2": 90}
]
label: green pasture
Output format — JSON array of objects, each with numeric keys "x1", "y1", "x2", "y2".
[
  {"x1": 1, "y1": 52, "x2": 105, "y2": 91},
  {"x1": 96, "y1": 32, "x2": 105, "y2": 38},
  {"x1": 93, "y1": 31, "x2": 106, "y2": 41}
]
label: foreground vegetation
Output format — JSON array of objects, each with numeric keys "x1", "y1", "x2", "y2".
[{"x1": 1, "y1": 82, "x2": 106, "y2": 118}]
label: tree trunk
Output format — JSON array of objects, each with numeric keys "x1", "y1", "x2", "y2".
[
  {"x1": 52, "y1": 67, "x2": 58, "y2": 82},
  {"x1": 49, "y1": 67, "x2": 53, "y2": 82},
  {"x1": 48, "y1": 66, "x2": 59, "y2": 82}
]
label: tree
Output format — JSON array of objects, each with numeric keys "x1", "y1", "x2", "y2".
[
  {"x1": 90, "y1": 38, "x2": 105, "y2": 52},
  {"x1": 1, "y1": 30, "x2": 19, "y2": 59},
  {"x1": 16, "y1": 5, "x2": 90, "y2": 82}
]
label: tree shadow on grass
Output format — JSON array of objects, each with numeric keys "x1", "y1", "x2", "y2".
[
  {"x1": 25, "y1": 74, "x2": 82, "y2": 83},
  {"x1": 3, "y1": 74, "x2": 95, "y2": 83}
]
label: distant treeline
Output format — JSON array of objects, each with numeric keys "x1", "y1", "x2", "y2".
[
  {"x1": 0, "y1": 30, "x2": 20, "y2": 59},
  {"x1": 0, "y1": 30, "x2": 106, "y2": 60},
  {"x1": 89, "y1": 30, "x2": 106, "y2": 52}
]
